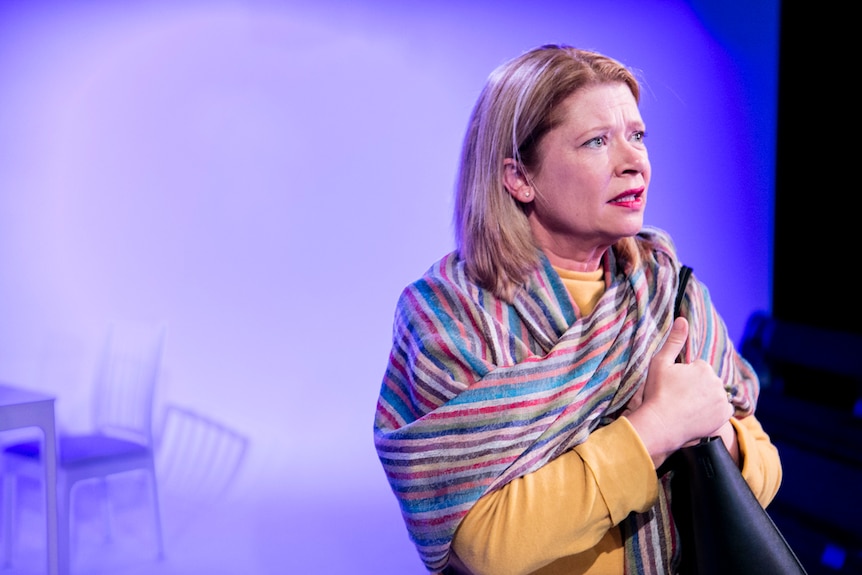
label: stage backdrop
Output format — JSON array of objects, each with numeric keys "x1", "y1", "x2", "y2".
[{"x1": 0, "y1": 0, "x2": 777, "y2": 572}]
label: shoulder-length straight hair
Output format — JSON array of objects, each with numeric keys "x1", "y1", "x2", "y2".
[{"x1": 454, "y1": 45, "x2": 644, "y2": 301}]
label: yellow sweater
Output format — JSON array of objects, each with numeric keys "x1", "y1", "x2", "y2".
[{"x1": 448, "y1": 268, "x2": 783, "y2": 575}]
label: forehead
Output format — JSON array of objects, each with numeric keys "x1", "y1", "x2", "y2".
[{"x1": 553, "y1": 82, "x2": 642, "y2": 126}]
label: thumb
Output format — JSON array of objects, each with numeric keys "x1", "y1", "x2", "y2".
[{"x1": 655, "y1": 316, "x2": 689, "y2": 366}]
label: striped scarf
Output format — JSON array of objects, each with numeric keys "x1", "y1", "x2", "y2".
[{"x1": 373, "y1": 227, "x2": 756, "y2": 574}]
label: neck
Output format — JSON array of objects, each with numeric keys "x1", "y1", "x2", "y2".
[{"x1": 541, "y1": 245, "x2": 607, "y2": 273}]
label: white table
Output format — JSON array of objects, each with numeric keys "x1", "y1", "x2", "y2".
[{"x1": 0, "y1": 383, "x2": 62, "y2": 575}]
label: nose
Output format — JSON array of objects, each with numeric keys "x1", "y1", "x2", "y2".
[{"x1": 614, "y1": 140, "x2": 648, "y2": 176}]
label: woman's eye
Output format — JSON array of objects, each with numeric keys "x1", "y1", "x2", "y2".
[
  {"x1": 583, "y1": 136, "x2": 606, "y2": 148},
  {"x1": 631, "y1": 131, "x2": 646, "y2": 143}
]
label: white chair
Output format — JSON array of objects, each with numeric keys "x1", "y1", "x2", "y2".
[{"x1": 2, "y1": 322, "x2": 167, "y2": 572}]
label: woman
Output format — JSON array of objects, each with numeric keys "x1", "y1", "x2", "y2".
[{"x1": 373, "y1": 45, "x2": 781, "y2": 575}]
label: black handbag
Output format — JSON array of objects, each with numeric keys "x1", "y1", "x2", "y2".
[
  {"x1": 663, "y1": 266, "x2": 807, "y2": 575},
  {"x1": 665, "y1": 436, "x2": 807, "y2": 574}
]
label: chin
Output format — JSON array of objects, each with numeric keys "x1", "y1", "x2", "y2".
[{"x1": 619, "y1": 219, "x2": 645, "y2": 238}]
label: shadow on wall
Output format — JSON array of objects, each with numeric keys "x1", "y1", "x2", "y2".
[{"x1": 155, "y1": 403, "x2": 250, "y2": 540}]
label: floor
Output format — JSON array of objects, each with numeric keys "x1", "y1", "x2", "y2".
[
  {"x1": 5, "y1": 463, "x2": 847, "y2": 574},
  {"x1": 1, "y1": 474, "x2": 425, "y2": 575}
]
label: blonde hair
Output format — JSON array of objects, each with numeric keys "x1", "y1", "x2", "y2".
[{"x1": 454, "y1": 44, "x2": 645, "y2": 301}]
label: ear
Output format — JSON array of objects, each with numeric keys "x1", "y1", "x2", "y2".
[{"x1": 502, "y1": 158, "x2": 535, "y2": 203}]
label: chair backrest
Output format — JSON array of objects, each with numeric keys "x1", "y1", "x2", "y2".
[
  {"x1": 739, "y1": 315, "x2": 862, "y2": 571},
  {"x1": 155, "y1": 403, "x2": 249, "y2": 507},
  {"x1": 740, "y1": 311, "x2": 862, "y2": 412},
  {"x1": 91, "y1": 322, "x2": 167, "y2": 446},
  {"x1": 740, "y1": 310, "x2": 862, "y2": 384}
]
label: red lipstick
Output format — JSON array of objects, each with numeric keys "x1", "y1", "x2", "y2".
[{"x1": 609, "y1": 187, "x2": 645, "y2": 207}]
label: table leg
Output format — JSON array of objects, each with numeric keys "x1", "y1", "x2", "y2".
[{"x1": 40, "y1": 413, "x2": 64, "y2": 575}]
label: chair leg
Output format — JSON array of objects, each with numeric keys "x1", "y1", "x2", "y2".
[
  {"x1": 2, "y1": 473, "x2": 16, "y2": 568},
  {"x1": 58, "y1": 477, "x2": 72, "y2": 575},
  {"x1": 148, "y1": 467, "x2": 165, "y2": 560}
]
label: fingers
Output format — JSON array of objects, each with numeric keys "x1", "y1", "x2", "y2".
[
  {"x1": 653, "y1": 316, "x2": 688, "y2": 367},
  {"x1": 630, "y1": 316, "x2": 735, "y2": 459},
  {"x1": 688, "y1": 359, "x2": 735, "y2": 432},
  {"x1": 723, "y1": 391, "x2": 735, "y2": 420}
]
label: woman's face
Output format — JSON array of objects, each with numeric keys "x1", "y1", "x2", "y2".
[{"x1": 504, "y1": 82, "x2": 650, "y2": 271}]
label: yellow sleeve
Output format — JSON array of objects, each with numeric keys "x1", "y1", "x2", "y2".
[
  {"x1": 451, "y1": 417, "x2": 657, "y2": 575},
  {"x1": 730, "y1": 414, "x2": 783, "y2": 507}
]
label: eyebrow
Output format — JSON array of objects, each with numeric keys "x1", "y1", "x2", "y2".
[{"x1": 573, "y1": 120, "x2": 646, "y2": 141}]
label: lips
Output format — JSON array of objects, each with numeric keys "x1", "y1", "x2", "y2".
[{"x1": 609, "y1": 187, "x2": 645, "y2": 205}]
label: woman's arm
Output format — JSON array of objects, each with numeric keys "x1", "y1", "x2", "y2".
[
  {"x1": 732, "y1": 414, "x2": 783, "y2": 506},
  {"x1": 451, "y1": 413, "x2": 782, "y2": 575},
  {"x1": 451, "y1": 417, "x2": 657, "y2": 575},
  {"x1": 448, "y1": 317, "x2": 749, "y2": 575}
]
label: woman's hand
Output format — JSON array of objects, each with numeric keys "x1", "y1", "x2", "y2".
[
  {"x1": 624, "y1": 317, "x2": 734, "y2": 467},
  {"x1": 714, "y1": 419, "x2": 740, "y2": 466}
]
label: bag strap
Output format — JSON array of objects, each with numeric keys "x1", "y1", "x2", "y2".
[
  {"x1": 674, "y1": 265, "x2": 711, "y2": 449},
  {"x1": 674, "y1": 265, "x2": 693, "y2": 319},
  {"x1": 673, "y1": 265, "x2": 693, "y2": 368}
]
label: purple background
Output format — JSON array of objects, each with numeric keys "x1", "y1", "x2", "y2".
[{"x1": 0, "y1": 1, "x2": 778, "y2": 573}]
